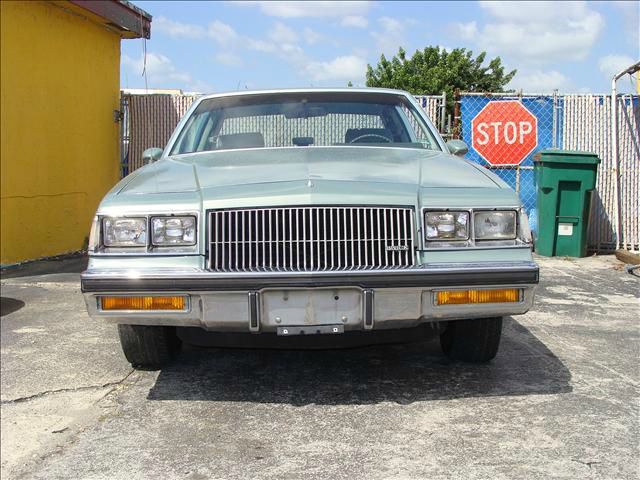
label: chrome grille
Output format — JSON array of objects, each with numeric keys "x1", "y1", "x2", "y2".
[{"x1": 208, "y1": 206, "x2": 415, "y2": 271}]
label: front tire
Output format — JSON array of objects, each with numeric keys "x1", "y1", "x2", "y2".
[
  {"x1": 440, "y1": 317, "x2": 502, "y2": 363},
  {"x1": 117, "y1": 325, "x2": 181, "y2": 369}
]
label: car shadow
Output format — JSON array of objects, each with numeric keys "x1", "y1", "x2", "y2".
[{"x1": 147, "y1": 318, "x2": 572, "y2": 405}]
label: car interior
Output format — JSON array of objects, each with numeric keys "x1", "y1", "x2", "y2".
[{"x1": 172, "y1": 98, "x2": 439, "y2": 154}]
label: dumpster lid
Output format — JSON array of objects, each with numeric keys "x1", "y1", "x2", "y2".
[{"x1": 534, "y1": 149, "x2": 601, "y2": 164}]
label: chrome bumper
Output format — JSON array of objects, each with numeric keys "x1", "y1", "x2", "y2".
[{"x1": 81, "y1": 261, "x2": 538, "y2": 332}]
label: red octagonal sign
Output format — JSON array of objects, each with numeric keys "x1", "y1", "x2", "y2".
[{"x1": 471, "y1": 100, "x2": 538, "y2": 166}]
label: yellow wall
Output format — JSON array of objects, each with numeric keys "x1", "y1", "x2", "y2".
[{"x1": 1, "y1": 1, "x2": 121, "y2": 264}]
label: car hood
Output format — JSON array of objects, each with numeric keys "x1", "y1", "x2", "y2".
[{"x1": 117, "y1": 147, "x2": 503, "y2": 198}]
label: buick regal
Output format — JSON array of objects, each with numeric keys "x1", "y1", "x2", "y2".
[{"x1": 81, "y1": 88, "x2": 538, "y2": 368}]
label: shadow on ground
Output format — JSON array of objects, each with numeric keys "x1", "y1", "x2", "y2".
[
  {"x1": 0, "y1": 297, "x2": 25, "y2": 316},
  {"x1": 148, "y1": 318, "x2": 571, "y2": 405},
  {"x1": 0, "y1": 254, "x2": 87, "y2": 279}
]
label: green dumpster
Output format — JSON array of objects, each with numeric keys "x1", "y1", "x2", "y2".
[{"x1": 534, "y1": 150, "x2": 600, "y2": 257}]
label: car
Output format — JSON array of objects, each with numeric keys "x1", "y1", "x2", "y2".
[{"x1": 81, "y1": 88, "x2": 538, "y2": 368}]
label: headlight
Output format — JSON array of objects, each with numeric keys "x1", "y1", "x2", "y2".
[
  {"x1": 102, "y1": 217, "x2": 146, "y2": 247},
  {"x1": 474, "y1": 211, "x2": 517, "y2": 240},
  {"x1": 425, "y1": 211, "x2": 469, "y2": 241},
  {"x1": 151, "y1": 216, "x2": 196, "y2": 246}
]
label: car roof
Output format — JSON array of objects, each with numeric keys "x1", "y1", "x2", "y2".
[{"x1": 196, "y1": 87, "x2": 414, "y2": 101}]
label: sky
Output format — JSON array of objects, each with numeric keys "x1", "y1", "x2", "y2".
[{"x1": 121, "y1": 1, "x2": 640, "y2": 94}]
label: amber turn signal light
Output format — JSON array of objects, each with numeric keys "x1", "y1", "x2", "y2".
[
  {"x1": 436, "y1": 288, "x2": 520, "y2": 305},
  {"x1": 100, "y1": 296, "x2": 187, "y2": 311}
]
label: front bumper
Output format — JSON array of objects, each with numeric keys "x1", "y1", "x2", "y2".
[{"x1": 81, "y1": 261, "x2": 538, "y2": 332}]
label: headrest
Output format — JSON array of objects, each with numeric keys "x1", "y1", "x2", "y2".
[{"x1": 218, "y1": 132, "x2": 265, "y2": 149}]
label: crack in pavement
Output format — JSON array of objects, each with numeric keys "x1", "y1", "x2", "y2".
[
  {"x1": 6, "y1": 369, "x2": 140, "y2": 480},
  {"x1": 571, "y1": 459, "x2": 603, "y2": 469},
  {"x1": 1, "y1": 369, "x2": 135, "y2": 405}
]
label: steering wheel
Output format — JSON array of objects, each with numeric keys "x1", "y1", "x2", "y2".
[{"x1": 348, "y1": 133, "x2": 393, "y2": 144}]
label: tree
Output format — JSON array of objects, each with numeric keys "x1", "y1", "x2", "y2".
[{"x1": 366, "y1": 46, "x2": 516, "y2": 115}]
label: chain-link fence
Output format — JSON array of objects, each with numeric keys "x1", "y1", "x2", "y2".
[
  {"x1": 120, "y1": 92, "x2": 448, "y2": 175},
  {"x1": 457, "y1": 93, "x2": 558, "y2": 222},
  {"x1": 118, "y1": 90, "x2": 638, "y2": 252},
  {"x1": 415, "y1": 94, "x2": 449, "y2": 138},
  {"x1": 456, "y1": 92, "x2": 639, "y2": 252},
  {"x1": 562, "y1": 94, "x2": 639, "y2": 252}
]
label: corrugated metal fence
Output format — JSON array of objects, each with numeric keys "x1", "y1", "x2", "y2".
[{"x1": 119, "y1": 91, "x2": 638, "y2": 252}]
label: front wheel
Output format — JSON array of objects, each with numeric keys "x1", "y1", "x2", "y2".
[
  {"x1": 117, "y1": 325, "x2": 181, "y2": 369},
  {"x1": 440, "y1": 317, "x2": 502, "y2": 363}
]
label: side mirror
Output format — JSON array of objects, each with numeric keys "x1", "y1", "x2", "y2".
[
  {"x1": 446, "y1": 140, "x2": 469, "y2": 157},
  {"x1": 142, "y1": 147, "x2": 163, "y2": 165}
]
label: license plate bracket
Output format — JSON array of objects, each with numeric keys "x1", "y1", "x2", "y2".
[
  {"x1": 277, "y1": 325, "x2": 344, "y2": 336},
  {"x1": 261, "y1": 288, "x2": 362, "y2": 327}
]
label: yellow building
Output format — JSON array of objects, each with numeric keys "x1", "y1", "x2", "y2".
[{"x1": 1, "y1": 0, "x2": 151, "y2": 265}]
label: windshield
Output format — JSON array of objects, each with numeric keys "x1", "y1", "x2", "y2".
[{"x1": 170, "y1": 92, "x2": 441, "y2": 155}]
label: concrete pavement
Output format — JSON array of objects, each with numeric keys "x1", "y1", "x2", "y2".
[{"x1": 1, "y1": 255, "x2": 638, "y2": 479}]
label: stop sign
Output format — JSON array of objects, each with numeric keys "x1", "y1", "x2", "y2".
[{"x1": 471, "y1": 100, "x2": 538, "y2": 166}]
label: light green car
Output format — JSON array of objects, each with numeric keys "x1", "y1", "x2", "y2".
[{"x1": 82, "y1": 88, "x2": 538, "y2": 368}]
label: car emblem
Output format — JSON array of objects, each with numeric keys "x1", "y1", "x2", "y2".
[{"x1": 386, "y1": 245, "x2": 409, "y2": 251}]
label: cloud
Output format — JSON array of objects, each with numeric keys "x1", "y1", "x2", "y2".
[
  {"x1": 122, "y1": 52, "x2": 213, "y2": 92},
  {"x1": 268, "y1": 22, "x2": 298, "y2": 44},
  {"x1": 153, "y1": 17, "x2": 206, "y2": 39},
  {"x1": 203, "y1": 20, "x2": 305, "y2": 59},
  {"x1": 507, "y1": 70, "x2": 572, "y2": 92},
  {"x1": 147, "y1": 14, "x2": 369, "y2": 86},
  {"x1": 611, "y1": 1, "x2": 640, "y2": 47},
  {"x1": 208, "y1": 20, "x2": 240, "y2": 47},
  {"x1": 303, "y1": 55, "x2": 367, "y2": 82},
  {"x1": 303, "y1": 27, "x2": 323, "y2": 44},
  {"x1": 215, "y1": 52, "x2": 244, "y2": 67},
  {"x1": 478, "y1": 0, "x2": 601, "y2": 24},
  {"x1": 244, "y1": 38, "x2": 277, "y2": 53},
  {"x1": 153, "y1": 18, "x2": 255, "y2": 56},
  {"x1": 458, "y1": 1, "x2": 605, "y2": 63},
  {"x1": 279, "y1": 42, "x2": 306, "y2": 64},
  {"x1": 234, "y1": 1, "x2": 370, "y2": 18},
  {"x1": 341, "y1": 15, "x2": 368, "y2": 28},
  {"x1": 202, "y1": 20, "x2": 296, "y2": 59},
  {"x1": 598, "y1": 54, "x2": 637, "y2": 79},
  {"x1": 281, "y1": 44, "x2": 303, "y2": 53},
  {"x1": 371, "y1": 17, "x2": 408, "y2": 57},
  {"x1": 153, "y1": 18, "x2": 267, "y2": 55},
  {"x1": 122, "y1": 53, "x2": 191, "y2": 84},
  {"x1": 453, "y1": 21, "x2": 478, "y2": 41}
]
